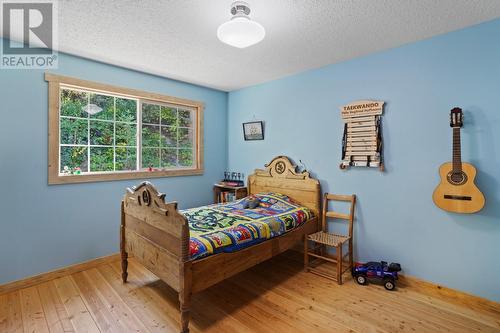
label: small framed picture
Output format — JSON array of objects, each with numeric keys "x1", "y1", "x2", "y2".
[{"x1": 243, "y1": 121, "x2": 264, "y2": 141}]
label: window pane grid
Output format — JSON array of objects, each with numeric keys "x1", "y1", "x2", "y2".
[
  {"x1": 141, "y1": 103, "x2": 195, "y2": 170},
  {"x1": 59, "y1": 87, "x2": 196, "y2": 176}
]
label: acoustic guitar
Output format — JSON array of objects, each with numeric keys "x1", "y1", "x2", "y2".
[{"x1": 432, "y1": 107, "x2": 485, "y2": 213}]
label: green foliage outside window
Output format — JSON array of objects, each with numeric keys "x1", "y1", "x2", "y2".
[
  {"x1": 60, "y1": 146, "x2": 87, "y2": 172},
  {"x1": 60, "y1": 88, "x2": 138, "y2": 174},
  {"x1": 90, "y1": 120, "x2": 114, "y2": 146},
  {"x1": 59, "y1": 88, "x2": 195, "y2": 175},
  {"x1": 60, "y1": 118, "x2": 88, "y2": 145},
  {"x1": 116, "y1": 147, "x2": 136, "y2": 171},
  {"x1": 116, "y1": 98, "x2": 137, "y2": 122},
  {"x1": 61, "y1": 90, "x2": 88, "y2": 118},
  {"x1": 160, "y1": 148, "x2": 177, "y2": 168},
  {"x1": 142, "y1": 148, "x2": 159, "y2": 169},
  {"x1": 142, "y1": 103, "x2": 160, "y2": 124},
  {"x1": 179, "y1": 149, "x2": 193, "y2": 167},
  {"x1": 89, "y1": 93, "x2": 114, "y2": 121},
  {"x1": 142, "y1": 125, "x2": 160, "y2": 147},
  {"x1": 90, "y1": 147, "x2": 114, "y2": 172},
  {"x1": 161, "y1": 107, "x2": 177, "y2": 126},
  {"x1": 179, "y1": 128, "x2": 193, "y2": 148},
  {"x1": 140, "y1": 103, "x2": 194, "y2": 169},
  {"x1": 178, "y1": 109, "x2": 192, "y2": 127},
  {"x1": 116, "y1": 123, "x2": 136, "y2": 146},
  {"x1": 161, "y1": 126, "x2": 177, "y2": 147}
]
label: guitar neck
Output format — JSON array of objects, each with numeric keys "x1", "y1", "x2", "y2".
[{"x1": 452, "y1": 127, "x2": 462, "y2": 172}]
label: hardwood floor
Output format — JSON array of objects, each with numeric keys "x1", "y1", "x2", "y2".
[{"x1": 1, "y1": 252, "x2": 499, "y2": 333}]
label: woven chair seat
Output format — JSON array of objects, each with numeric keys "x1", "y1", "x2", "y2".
[
  {"x1": 308, "y1": 231, "x2": 350, "y2": 247},
  {"x1": 304, "y1": 193, "x2": 356, "y2": 284}
]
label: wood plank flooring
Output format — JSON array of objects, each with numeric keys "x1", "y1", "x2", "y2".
[{"x1": 1, "y1": 252, "x2": 499, "y2": 333}]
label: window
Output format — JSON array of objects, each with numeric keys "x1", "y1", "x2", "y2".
[
  {"x1": 46, "y1": 73, "x2": 203, "y2": 184},
  {"x1": 59, "y1": 89, "x2": 138, "y2": 174},
  {"x1": 141, "y1": 102, "x2": 195, "y2": 169}
]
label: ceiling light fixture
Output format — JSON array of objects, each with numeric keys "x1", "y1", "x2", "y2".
[{"x1": 217, "y1": 1, "x2": 265, "y2": 48}]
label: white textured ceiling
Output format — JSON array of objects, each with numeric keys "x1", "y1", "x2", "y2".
[{"x1": 7, "y1": 1, "x2": 500, "y2": 91}]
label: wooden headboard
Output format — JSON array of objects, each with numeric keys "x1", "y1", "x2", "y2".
[{"x1": 247, "y1": 156, "x2": 321, "y2": 218}]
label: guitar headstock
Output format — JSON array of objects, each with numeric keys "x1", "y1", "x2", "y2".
[{"x1": 450, "y1": 107, "x2": 463, "y2": 128}]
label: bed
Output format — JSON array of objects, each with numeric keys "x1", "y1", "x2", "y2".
[{"x1": 120, "y1": 156, "x2": 321, "y2": 332}]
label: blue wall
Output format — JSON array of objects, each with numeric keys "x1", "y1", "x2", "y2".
[
  {"x1": 1, "y1": 19, "x2": 499, "y2": 302},
  {"x1": 227, "y1": 19, "x2": 500, "y2": 302},
  {"x1": 0, "y1": 46, "x2": 228, "y2": 284}
]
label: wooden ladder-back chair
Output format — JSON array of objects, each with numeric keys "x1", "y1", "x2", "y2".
[{"x1": 304, "y1": 193, "x2": 356, "y2": 284}]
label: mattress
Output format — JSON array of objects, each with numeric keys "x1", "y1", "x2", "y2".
[{"x1": 181, "y1": 192, "x2": 313, "y2": 260}]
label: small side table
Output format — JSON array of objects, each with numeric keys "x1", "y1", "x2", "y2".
[{"x1": 213, "y1": 184, "x2": 247, "y2": 204}]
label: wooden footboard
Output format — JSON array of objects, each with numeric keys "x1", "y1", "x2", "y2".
[{"x1": 121, "y1": 182, "x2": 192, "y2": 332}]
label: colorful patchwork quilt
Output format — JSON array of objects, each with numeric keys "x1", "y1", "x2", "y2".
[{"x1": 181, "y1": 193, "x2": 313, "y2": 260}]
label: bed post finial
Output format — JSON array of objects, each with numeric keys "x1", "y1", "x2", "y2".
[{"x1": 120, "y1": 200, "x2": 128, "y2": 283}]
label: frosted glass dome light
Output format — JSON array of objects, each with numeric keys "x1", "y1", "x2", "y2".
[{"x1": 217, "y1": 2, "x2": 265, "y2": 49}]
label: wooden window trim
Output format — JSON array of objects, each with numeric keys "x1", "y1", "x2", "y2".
[{"x1": 46, "y1": 73, "x2": 204, "y2": 185}]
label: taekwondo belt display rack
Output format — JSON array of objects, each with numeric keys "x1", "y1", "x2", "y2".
[{"x1": 340, "y1": 100, "x2": 385, "y2": 171}]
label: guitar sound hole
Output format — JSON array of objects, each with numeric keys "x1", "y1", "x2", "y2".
[{"x1": 447, "y1": 171, "x2": 467, "y2": 185}]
